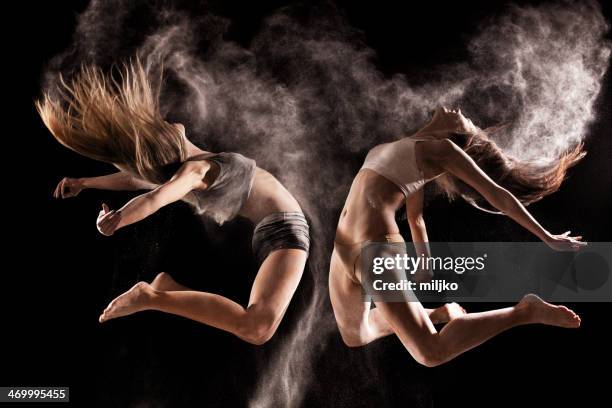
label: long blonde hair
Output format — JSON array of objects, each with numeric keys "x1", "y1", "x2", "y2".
[{"x1": 35, "y1": 59, "x2": 187, "y2": 184}]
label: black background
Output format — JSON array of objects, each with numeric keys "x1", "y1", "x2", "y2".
[{"x1": 5, "y1": 0, "x2": 612, "y2": 407}]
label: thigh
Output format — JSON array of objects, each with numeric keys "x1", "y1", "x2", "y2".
[
  {"x1": 247, "y1": 248, "x2": 307, "y2": 310},
  {"x1": 365, "y1": 242, "x2": 439, "y2": 348},
  {"x1": 329, "y1": 248, "x2": 371, "y2": 331}
]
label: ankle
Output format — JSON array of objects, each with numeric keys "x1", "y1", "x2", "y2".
[
  {"x1": 137, "y1": 282, "x2": 160, "y2": 309},
  {"x1": 513, "y1": 300, "x2": 534, "y2": 324}
]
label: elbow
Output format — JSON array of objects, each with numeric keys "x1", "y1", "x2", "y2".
[{"x1": 408, "y1": 215, "x2": 426, "y2": 229}]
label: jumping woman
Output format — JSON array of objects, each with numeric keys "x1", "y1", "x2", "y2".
[
  {"x1": 329, "y1": 106, "x2": 585, "y2": 366},
  {"x1": 37, "y1": 60, "x2": 310, "y2": 345}
]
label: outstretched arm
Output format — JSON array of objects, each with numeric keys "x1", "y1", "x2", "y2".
[
  {"x1": 433, "y1": 139, "x2": 585, "y2": 250},
  {"x1": 53, "y1": 172, "x2": 157, "y2": 198},
  {"x1": 81, "y1": 172, "x2": 158, "y2": 191},
  {"x1": 96, "y1": 162, "x2": 208, "y2": 236}
]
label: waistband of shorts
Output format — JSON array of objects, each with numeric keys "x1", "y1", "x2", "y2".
[{"x1": 254, "y1": 211, "x2": 307, "y2": 229}]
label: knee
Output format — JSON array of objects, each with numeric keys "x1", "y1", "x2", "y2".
[
  {"x1": 338, "y1": 327, "x2": 365, "y2": 348},
  {"x1": 411, "y1": 339, "x2": 448, "y2": 368},
  {"x1": 335, "y1": 321, "x2": 367, "y2": 348},
  {"x1": 341, "y1": 335, "x2": 365, "y2": 348},
  {"x1": 238, "y1": 309, "x2": 279, "y2": 346}
]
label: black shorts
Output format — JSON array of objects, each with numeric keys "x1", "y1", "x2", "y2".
[{"x1": 252, "y1": 212, "x2": 310, "y2": 264}]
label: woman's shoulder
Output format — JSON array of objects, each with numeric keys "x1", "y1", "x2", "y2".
[
  {"x1": 415, "y1": 137, "x2": 460, "y2": 166},
  {"x1": 219, "y1": 152, "x2": 257, "y2": 171},
  {"x1": 185, "y1": 151, "x2": 256, "y2": 175},
  {"x1": 219, "y1": 151, "x2": 255, "y2": 162},
  {"x1": 174, "y1": 160, "x2": 212, "y2": 182}
]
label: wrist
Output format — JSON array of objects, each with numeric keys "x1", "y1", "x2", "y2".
[
  {"x1": 77, "y1": 177, "x2": 89, "y2": 189},
  {"x1": 540, "y1": 230, "x2": 553, "y2": 242}
]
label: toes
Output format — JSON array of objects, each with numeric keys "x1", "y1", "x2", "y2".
[
  {"x1": 567, "y1": 313, "x2": 581, "y2": 328},
  {"x1": 100, "y1": 304, "x2": 115, "y2": 322}
]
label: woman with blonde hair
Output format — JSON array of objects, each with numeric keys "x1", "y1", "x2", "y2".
[
  {"x1": 37, "y1": 60, "x2": 310, "y2": 345},
  {"x1": 330, "y1": 106, "x2": 586, "y2": 366}
]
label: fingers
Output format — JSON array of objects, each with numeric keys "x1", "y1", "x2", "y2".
[
  {"x1": 98, "y1": 204, "x2": 113, "y2": 221},
  {"x1": 549, "y1": 234, "x2": 588, "y2": 251},
  {"x1": 553, "y1": 231, "x2": 587, "y2": 250},
  {"x1": 97, "y1": 209, "x2": 114, "y2": 224},
  {"x1": 568, "y1": 234, "x2": 587, "y2": 248},
  {"x1": 97, "y1": 211, "x2": 122, "y2": 236},
  {"x1": 61, "y1": 179, "x2": 69, "y2": 198},
  {"x1": 566, "y1": 240, "x2": 588, "y2": 251},
  {"x1": 53, "y1": 178, "x2": 65, "y2": 199},
  {"x1": 53, "y1": 180, "x2": 59, "y2": 198},
  {"x1": 97, "y1": 205, "x2": 122, "y2": 236},
  {"x1": 53, "y1": 178, "x2": 78, "y2": 199},
  {"x1": 98, "y1": 203, "x2": 111, "y2": 218},
  {"x1": 107, "y1": 211, "x2": 122, "y2": 234}
]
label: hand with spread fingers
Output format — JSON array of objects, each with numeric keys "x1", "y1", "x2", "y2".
[
  {"x1": 96, "y1": 203, "x2": 122, "y2": 236},
  {"x1": 545, "y1": 230, "x2": 587, "y2": 251},
  {"x1": 53, "y1": 177, "x2": 84, "y2": 199}
]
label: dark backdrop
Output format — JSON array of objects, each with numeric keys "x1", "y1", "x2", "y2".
[{"x1": 5, "y1": 0, "x2": 612, "y2": 407}]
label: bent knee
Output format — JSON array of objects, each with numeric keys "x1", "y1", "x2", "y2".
[
  {"x1": 238, "y1": 309, "x2": 280, "y2": 346},
  {"x1": 411, "y1": 341, "x2": 448, "y2": 368},
  {"x1": 340, "y1": 333, "x2": 365, "y2": 348},
  {"x1": 336, "y1": 324, "x2": 367, "y2": 348}
]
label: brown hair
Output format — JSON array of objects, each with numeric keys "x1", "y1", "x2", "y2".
[
  {"x1": 35, "y1": 58, "x2": 187, "y2": 184},
  {"x1": 435, "y1": 127, "x2": 586, "y2": 213}
]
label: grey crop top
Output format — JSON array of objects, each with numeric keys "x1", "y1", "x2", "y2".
[{"x1": 166, "y1": 152, "x2": 256, "y2": 225}]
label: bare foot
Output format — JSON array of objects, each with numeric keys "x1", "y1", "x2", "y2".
[
  {"x1": 150, "y1": 272, "x2": 188, "y2": 291},
  {"x1": 99, "y1": 282, "x2": 155, "y2": 323},
  {"x1": 429, "y1": 302, "x2": 467, "y2": 324},
  {"x1": 518, "y1": 294, "x2": 581, "y2": 328}
]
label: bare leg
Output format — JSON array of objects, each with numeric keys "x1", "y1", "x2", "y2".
[
  {"x1": 374, "y1": 293, "x2": 580, "y2": 367},
  {"x1": 329, "y1": 250, "x2": 466, "y2": 345},
  {"x1": 368, "y1": 303, "x2": 465, "y2": 335},
  {"x1": 329, "y1": 249, "x2": 385, "y2": 346},
  {"x1": 330, "y1": 252, "x2": 580, "y2": 366},
  {"x1": 99, "y1": 249, "x2": 307, "y2": 345}
]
